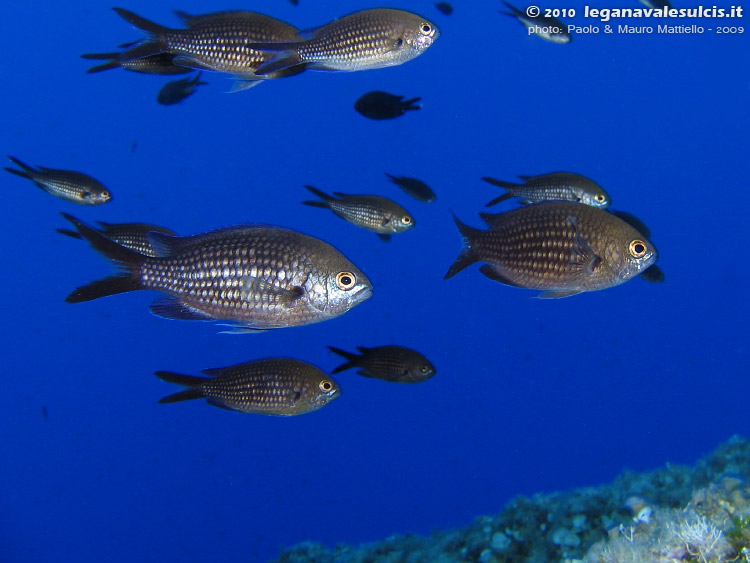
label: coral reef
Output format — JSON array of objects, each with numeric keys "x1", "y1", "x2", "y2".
[{"x1": 273, "y1": 436, "x2": 750, "y2": 563}]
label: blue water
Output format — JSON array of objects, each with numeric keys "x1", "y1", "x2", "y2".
[{"x1": 1, "y1": 1, "x2": 747, "y2": 561}]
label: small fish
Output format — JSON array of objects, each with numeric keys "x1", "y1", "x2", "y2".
[
  {"x1": 447, "y1": 201, "x2": 656, "y2": 298},
  {"x1": 246, "y1": 9, "x2": 439, "y2": 75},
  {"x1": 289, "y1": 0, "x2": 300, "y2": 5},
  {"x1": 302, "y1": 185, "x2": 414, "y2": 241},
  {"x1": 500, "y1": 1, "x2": 572, "y2": 43},
  {"x1": 328, "y1": 345, "x2": 436, "y2": 383},
  {"x1": 63, "y1": 214, "x2": 372, "y2": 330},
  {"x1": 113, "y1": 8, "x2": 305, "y2": 91},
  {"x1": 82, "y1": 43, "x2": 190, "y2": 75},
  {"x1": 639, "y1": 0, "x2": 672, "y2": 9},
  {"x1": 385, "y1": 173, "x2": 436, "y2": 203},
  {"x1": 610, "y1": 210, "x2": 665, "y2": 284},
  {"x1": 5, "y1": 156, "x2": 111, "y2": 205},
  {"x1": 157, "y1": 72, "x2": 207, "y2": 105},
  {"x1": 155, "y1": 358, "x2": 340, "y2": 415},
  {"x1": 354, "y1": 91, "x2": 421, "y2": 120},
  {"x1": 483, "y1": 172, "x2": 610, "y2": 208},
  {"x1": 435, "y1": 2, "x2": 454, "y2": 15},
  {"x1": 56, "y1": 221, "x2": 177, "y2": 257}
]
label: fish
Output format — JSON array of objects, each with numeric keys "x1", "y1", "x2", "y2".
[
  {"x1": 113, "y1": 8, "x2": 306, "y2": 91},
  {"x1": 155, "y1": 358, "x2": 340, "y2": 415},
  {"x1": 482, "y1": 172, "x2": 610, "y2": 208},
  {"x1": 157, "y1": 72, "x2": 207, "y2": 105},
  {"x1": 435, "y1": 2, "x2": 454, "y2": 16},
  {"x1": 446, "y1": 201, "x2": 657, "y2": 298},
  {"x1": 81, "y1": 42, "x2": 190, "y2": 74},
  {"x1": 302, "y1": 185, "x2": 415, "y2": 241},
  {"x1": 354, "y1": 91, "x2": 421, "y2": 120},
  {"x1": 246, "y1": 9, "x2": 439, "y2": 75},
  {"x1": 385, "y1": 173, "x2": 436, "y2": 203},
  {"x1": 62, "y1": 213, "x2": 372, "y2": 330},
  {"x1": 328, "y1": 345, "x2": 436, "y2": 383},
  {"x1": 639, "y1": 0, "x2": 672, "y2": 9},
  {"x1": 56, "y1": 221, "x2": 177, "y2": 257},
  {"x1": 500, "y1": 1, "x2": 572, "y2": 43},
  {"x1": 610, "y1": 211, "x2": 665, "y2": 284},
  {"x1": 4, "y1": 156, "x2": 112, "y2": 205}
]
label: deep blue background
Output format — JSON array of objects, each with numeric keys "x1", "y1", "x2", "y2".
[{"x1": 1, "y1": 1, "x2": 747, "y2": 561}]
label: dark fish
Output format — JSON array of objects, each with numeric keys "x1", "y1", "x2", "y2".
[
  {"x1": 246, "y1": 9, "x2": 439, "y2": 75},
  {"x1": 640, "y1": 265, "x2": 665, "y2": 283},
  {"x1": 639, "y1": 0, "x2": 671, "y2": 9},
  {"x1": 328, "y1": 345, "x2": 436, "y2": 383},
  {"x1": 5, "y1": 156, "x2": 111, "y2": 205},
  {"x1": 156, "y1": 358, "x2": 340, "y2": 415},
  {"x1": 483, "y1": 172, "x2": 610, "y2": 208},
  {"x1": 385, "y1": 173, "x2": 436, "y2": 203},
  {"x1": 157, "y1": 72, "x2": 207, "y2": 105},
  {"x1": 435, "y1": 2, "x2": 454, "y2": 15},
  {"x1": 447, "y1": 201, "x2": 657, "y2": 298},
  {"x1": 500, "y1": 1, "x2": 572, "y2": 43},
  {"x1": 41, "y1": 406, "x2": 49, "y2": 421},
  {"x1": 113, "y1": 8, "x2": 305, "y2": 91},
  {"x1": 354, "y1": 91, "x2": 421, "y2": 120},
  {"x1": 611, "y1": 210, "x2": 665, "y2": 284},
  {"x1": 56, "y1": 221, "x2": 177, "y2": 257},
  {"x1": 302, "y1": 185, "x2": 414, "y2": 241},
  {"x1": 62, "y1": 214, "x2": 372, "y2": 331},
  {"x1": 289, "y1": 0, "x2": 299, "y2": 5},
  {"x1": 82, "y1": 43, "x2": 190, "y2": 75}
]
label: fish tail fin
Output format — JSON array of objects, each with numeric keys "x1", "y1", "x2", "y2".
[
  {"x1": 61, "y1": 213, "x2": 145, "y2": 303},
  {"x1": 485, "y1": 193, "x2": 513, "y2": 206},
  {"x1": 86, "y1": 61, "x2": 122, "y2": 73},
  {"x1": 55, "y1": 228, "x2": 83, "y2": 240},
  {"x1": 327, "y1": 346, "x2": 360, "y2": 374},
  {"x1": 445, "y1": 215, "x2": 480, "y2": 279},
  {"x1": 402, "y1": 97, "x2": 422, "y2": 110},
  {"x1": 155, "y1": 371, "x2": 207, "y2": 404},
  {"x1": 112, "y1": 9, "x2": 169, "y2": 58},
  {"x1": 80, "y1": 53, "x2": 122, "y2": 73},
  {"x1": 482, "y1": 177, "x2": 517, "y2": 206},
  {"x1": 113, "y1": 7, "x2": 170, "y2": 35},
  {"x1": 5, "y1": 156, "x2": 35, "y2": 179},
  {"x1": 500, "y1": 1, "x2": 522, "y2": 15},
  {"x1": 302, "y1": 185, "x2": 335, "y2": 208}
]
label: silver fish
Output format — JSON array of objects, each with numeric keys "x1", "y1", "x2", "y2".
[
  {"x1": 500, "y1": 2, "x2": 572, "y2": 43},
  {"x1": 483, "y1": 172, "x2": 610, "y2": 208},
  {"x1": 56, "y1": 221, "x2": 177, "y2": 257},
  {"x1": 5, "y1": 156, "x2": 111, "y2": 205},
  {"x1": 302, "y1": 185, "x2": 414, "y2": 241},
  {"x1": 113, "y1": 8, "x2": 305, "y2": 91},
  {"x1": 447, "y1": 201, "x2": 656, "y2": 298},
  {"x1": 63, "y1": 214, "x2": 372, "y2": 330},
  {"x1": 156, "y1": 358, "x2": 340, "y2": 415},
  {"x1": 247, "y1": 8, "x2": 439, "y2": 75}
]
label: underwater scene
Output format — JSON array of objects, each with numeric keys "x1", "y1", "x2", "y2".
[{"x1": 1, "y1": 0, "x2": 748, "y2": 561}]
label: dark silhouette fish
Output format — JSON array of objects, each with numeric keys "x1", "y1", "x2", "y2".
[
  {"x1": 157, "y1": 72, "x2": 207, "y2": 105},
  {"x1": 500, "y1": 1, "x2": 572, "y2": 43},
  {"x1": 156, "y1": 358, "x2": 340, "y2": 415},
  {"x1": 302, "y1": 185, "x2": 414, "y2": 241},
  {"x1": 5, "y1": 156, "x2": 111, "y2": 205},
  {"x1": 82, "y1": 42, "x2": 190, "y2": 74},
  {"x1": 447, "y1": 201, "x2": 656, "y2": 298},
  {"x1": 246, "y1": 9, "x2": 439, "y2": 75},
  {"x1": 57, "y1": 221, "x2": 177, "y2": 257},
  {"x1": 385, "y1": 173, "x2": 436, "y2": 203},
  {"x1": 113, "y1": 8, "x2": 305, "y2": 91},
  {"x1": 483, "y1": 172, "x2": 610, "y2": 208},
  {"x1": 639, "y1": 0, "x2": 672, "y2": 9},
  {"x1": 354, "y1": 91, "x2": 421, "y2": 120},
  {"x1": 63, "y1": 214, "x2": 372, "y2": 331},
  {"x1": 435, "y1": 2, "x2": 454, "y2": 15},
  {"x1": 328, "y1": 345, "x2": 436, "y2": 383}
]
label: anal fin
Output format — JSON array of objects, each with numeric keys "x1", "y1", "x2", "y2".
[{"x1": 150, "y1": 295, "x2": 216, "y2": 321}]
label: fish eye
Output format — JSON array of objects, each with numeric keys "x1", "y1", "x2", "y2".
[
  {"x1": 101, "y1": 191, "x2": 110, "y2": 198},
  {"x1": 401, "y1": 216, "x2": 412, "y2": 225},
  {"x1": 594, "y1": 194, "x2": 606, "y2": 203},
  {"x1": 319, "y1": 380, "x2": 334, "y2": 392},
  {"x1": 420, "y1": 23, "x2": 432, "y2": 35},
  {"x1": 336, "y1": 271, "x2": 357, "y2": 290},
  {"x1": 629, "y1": 240, "x2": 648, "y2": 258},
  {"x1": 420, "y1": 365, "x2": 430, "y2": 373}
]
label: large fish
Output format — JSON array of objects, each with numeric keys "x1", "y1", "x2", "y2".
[
  {"x1": 5, "y1": 156, "x2": 111, "y2": 205},
  {"x1": 447, "y1": 201, "x2": 656, "y2": 298},
  {"x1": 56, "y1": 221, "x2": 177, "y2": 257},
  {"x1": 156, "y1": 358, "x2": 340, "y2": 415},
  {"x1": 328, "y1": 345, "x2": 436, "y2": 383},
  {"x1": 113, "y1": 8, "x2": 306, "y2": 90},
  {"x1": 247, "y1": 9, "x2": 439, "y2": 75},
  {"x1": 63, "y1": 214, "x2": 372, "y2": 330},
  {"x1": 483, "y1": 172, "x2": 610, "y2": 208}
]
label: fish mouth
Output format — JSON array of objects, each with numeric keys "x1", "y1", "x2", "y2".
[{"x1": 353, "y1": 285, "x2": 374, "y2": 301}]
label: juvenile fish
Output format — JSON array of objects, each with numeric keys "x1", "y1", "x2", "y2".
[
  {"x1": 354, "y1": 91, "x2": 421, "y2": 120},
  {"x1": 500, "y1": 1, "x2": 572, "y2": 43},
  {"x1": 483, "y1": 172, "x2": 610, "y2": 208},
  {"x1": 113, "y1": 8, "x2": 305, "y2": 91},
  {"x1": 5, "y1": 156, "x2": 111, "y2": 205},
  {"x1": 302, "y1": 185, "x2": 414, "y2": 241},
  {"x1": 435, "y1": 2, "x2": 454, "y2": 16},
  {"x1": 447, "y1": 201, "x2": 656, "y2": 298},
  {"x1": 157, "y1": 72, "x2": 207, "y2": 105},
  {"x1": 82, "y1": 42, "x2": 190, "y2": 74},
  {"x1": 385, "y1": 173, "x2": 436, "y2": 203},
  {"x1": 156, "y1": 358, "x2": 340, "y2": 415},
  {"x1": 63, "y1": 214, "x2": 372, "y2": 330},
  {"x1": 56, "y1": 221, "x2": 177, "y2": 257},
  {"x1": 328, "y1": 345, "x2": 436, "y2": 383},
  {"x1": 247, "y1": 9, "x2": 439, "y2": 75}
]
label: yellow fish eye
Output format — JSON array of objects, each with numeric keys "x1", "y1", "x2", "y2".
[
  {"x1": 336, "y1": 271, "x2": 357, "y2": 290},
  {"x1": 401, "y1": 216, "x2": 412, "y2": 225},
  {"x1": 594, "y1": 194, "x2": 606, "y2": 203},
  {"x1": 319, "y1": 380, "x2": 334, "y2": 392},
  {"x1": 629, "y1": 240, "x2": 648, "y2": 258},
  {"x1": 420, "y1": 22, "x2": 433, "y2": 35}
]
